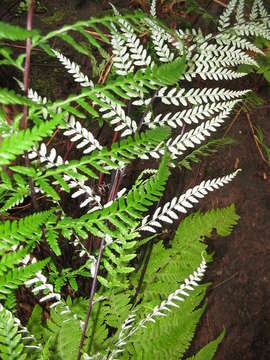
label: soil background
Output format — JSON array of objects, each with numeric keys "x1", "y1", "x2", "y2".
[{"x1": 1, "y1": 1, "x2": 270, "y2": 359}]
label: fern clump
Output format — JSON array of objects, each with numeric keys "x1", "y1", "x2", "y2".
[{"x1": 0, "y1": 0, "x2": 269, "y2": 359}]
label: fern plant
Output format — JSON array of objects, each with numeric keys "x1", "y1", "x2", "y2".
[{"x1": 0, "y1": 0, "x2": 269, "y2": 359}]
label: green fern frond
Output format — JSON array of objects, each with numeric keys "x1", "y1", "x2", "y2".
[
  {"x1": 76, "y1": 151, "x2": 170, "y2": 239},
  {"x1": 0, "y1": 210, "x2": 55, "y2": 252},
  {"x1": 0, "y1": 304, "x2": 28, "y2": 360},
  {"x1": 187, "y1": 329, "x2": 225, "y2": 360},
  {"x1": 178, "y1": 137, "x2": 235, "y2": 170},
  {"x1": 0, "y1": 21, "x2": 39, "y2": 41},
  {"x1": 0, "y1": 115, "x2": 64, "y2": 166},
  {"x1": 129, "y1": 287, "x2": 207, "y2": 360},
  {"x1": 0, "y1": 258, "x2": 49, "y2": 300},
  {"x1": 134, "y1": 204, "x2": 239, "y2": 312},
  {"x1": 0, "y1": 246, "x2": 30, "y2": 275}
]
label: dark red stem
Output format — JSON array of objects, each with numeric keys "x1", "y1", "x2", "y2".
[{"x1": 23, "y1": 0, "x2": 38, "y2": 210}]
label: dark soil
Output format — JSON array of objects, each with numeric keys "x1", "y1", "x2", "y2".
[{"x1": 1, "y1": 1, "x2": 270, "y2": 359}]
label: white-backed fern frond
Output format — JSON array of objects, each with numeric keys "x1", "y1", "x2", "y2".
[
  {"x1": 111, "y1": 31, "x2": 135, "y2": 76},
  {"x1": 145, "y1": 100, "x2": 239, "y2": 129},
  {"x1": 63, "y1": 116, "x2": 102, "y2": 154},
  {"x1": 233, "y1": 21, "x2": 270, "y2": 40},
  {"x1": 156, "y1": 86, "x2": 250, "y2": 107},
  {"x1": 236, "y1": 0, "x2": 245, "y2": 24},
  {"x1": 146, "y1": 19, "x2": 175, "y2": 63},
  {"x1": 153, "y1": 107, "x2": 238, "y2": 160},
  {"x1": 52, "y1": 49, "x2": 94, "y2": 88},
  {"x1": 115, "y1": 16, "x2": 153, "y2": 68},
  {"x1": 218, "y1": 0, "x2": 238, "y2": 31},
  {"x1": 215, "y1": 33, "x2": 264, "y2": 55},
  {"x1": 139, "y1": 169, "x2": 241, "y2": 233},
  {"x1": 98, "y1": 94, "x2": 137, "y2": 136},
  {"x1": 150, "y1": 0, "x2": 156, "y2": 17},
  {"x1": 29, "y1": 143, "x2": 101, "y2": 208},
  {"x1": 108, "y1": 257, "x2": 206, "y2": 359}
]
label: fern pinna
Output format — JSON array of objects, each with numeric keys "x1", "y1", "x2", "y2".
[{"x1": 0, "y1": 0, "x2": 269, "y2": 359}]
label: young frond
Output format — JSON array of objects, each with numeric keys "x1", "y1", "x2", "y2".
[{"x1": 139, "y1": 169, "x2": 241, "y2": 233}]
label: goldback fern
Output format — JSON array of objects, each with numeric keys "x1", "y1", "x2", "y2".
[{"x1": 0, "y1": 0, "x2": 269, "y2": 359}]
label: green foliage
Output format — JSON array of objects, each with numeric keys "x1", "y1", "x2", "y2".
[
  {"x1": 0, "y1": 115, "x2": 64, "y2": 166},
  {"x1": 0, "y1": 258, "x2": 49, "y2": 300},
  {"x1": 186, "y1": 329, "x2": 225, "y2": 360},
  {"x1": 178, "y1": 137, "x2": 235, "y2": 170},
  {"x1": 256, "y1": 127, "x2": 270, "y2": 164},
  {"x1": 0, "y1": 21, "x2": 39, "y2": 41},
  {"x1": 0, "y1": 305, "x2": 27, "y2": 360}
]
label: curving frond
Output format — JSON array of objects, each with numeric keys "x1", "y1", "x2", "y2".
[{"x1": 139, "y1": 169, "x2": 241, "y2": 233}]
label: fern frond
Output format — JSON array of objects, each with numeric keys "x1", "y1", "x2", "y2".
[
  {"x1": 111, "y1": 26, "x2": 135, "y2": 76},
  {"x1": 0, "y1": 115, "x2": 63, "y2": 166},
  {"x1": 109, "y1": 258, "x2": 206, "y2": 359},
  {"x1": 178, "y1": 137, "x2": 235, "y2": 170},
  {"x1": 0, "y1": 21, "x2": 39, "y2": 41},
  {"x1": 63, "y1": 116, "x2": 102, "y2": 153},
  {"x1": 0, "y1": 258, "x2": 49, "y2": 300},
  {"x1": 53, "y1": 49, "x2": 94, "y2": 88},
  {"x1": 0, "y1": 210, "x2": 54, "y2": 252},
  {"x1": 145, "y1": 99, "x2": 239, "y2": 130},
  {"x1": 146, "y1": 19, "x2": 175, "y2": 63},
  {"x1": 187, "y1": 329, "x2": 225, "y2": 360},
  {"x1": 218, "y1": 0, "x2": 238, "y2": 31},
  {"x1": 139, "y1": 169, "x2": 241, "y2": 232},
  {"x1": 155, "y1": 107, "x2": 237, "y2": 159},
  {"x1": 97, "y1": 94, "x2": 137, "y2": 137},
  {"x1": 157, "y1": 86, "x2": 250, "y2": 107},
  {"x1": 0, "y1": 304, "x2": 28, "y2": 359}
]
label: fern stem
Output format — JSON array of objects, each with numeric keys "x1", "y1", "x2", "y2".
[
  {"x1": 23, "y1": 0, "x2": 38, "y2": 210},
  {"x1": 77, "y1": 237, "x2": 105, "y2": 360},
  {"x1": 77, "y1": 168, "x2": 122, "y2": 359},
  {"x1": 132, "y1": 240, "x2": 154, "y2": 307}
]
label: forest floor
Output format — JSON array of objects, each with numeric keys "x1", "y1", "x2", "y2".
[{"x1": 1, "y1": 1, "x2": 270, "y2": 359}]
